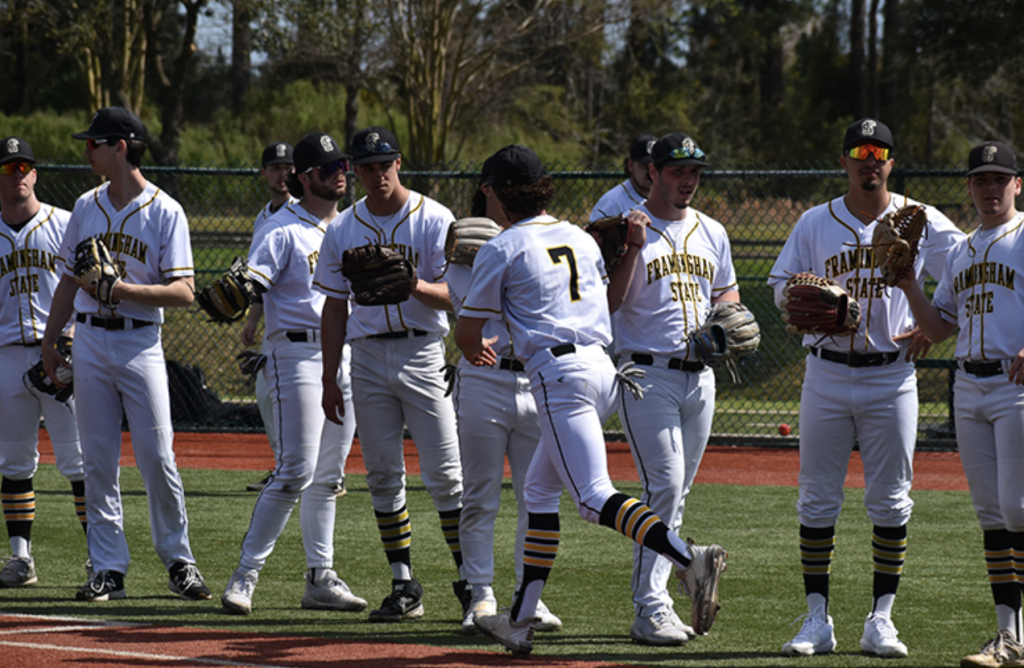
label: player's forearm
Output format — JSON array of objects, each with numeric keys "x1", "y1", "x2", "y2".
[
  {"x1": 321, "y1": 297, "x2": 348, "y2": 382},
  {"x1": 412, "y1": 279, "x2": 454, "y2": 311},
  {"x1": 454, "y1": 315, "x2": 486, "y2": 359},
  {"x1": 899, "y1": 278, "x2": 956, "y2": 343},
  {"x1": 116, "y1": 276, "x2": 195, "y2": 308},
  {"x1": 41, "y1": 276, "x2": 79, "y2": 347},
  {"x1": 607, "y1": 250, "x2": 641, "y2": 313}
]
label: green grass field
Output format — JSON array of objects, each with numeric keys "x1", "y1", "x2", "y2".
[{"x1": 0, "y1": 462, "x2": 992, "y2": 666}]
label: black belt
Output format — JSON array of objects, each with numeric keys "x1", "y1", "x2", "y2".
[
  {"x1": 551, "y1": 343, "x2": 576, "y2": 357},
  {"x1": 809, "y1": 346, "x2": 900, "y2": 368},
  {"x1": 286, "y1": 331, "x2": 318, "y2": 343},
  {"x1": 961, "y1": 360, "x2": 1004, "y2": 378},
  {"x1": 368, "y1": 329, "x2": 428, "y2": 340},
  {"x1": 15, "y1": 340, "x2": 42, "y2": 347},
  {"x1": 631, "y1": 353, "x2": 705, "y2": 373},
  {"x1": 498, "y1": 358, "x2": 525, "y2": 372},
  {"x1": 77, "y1": 313, "x2": 153, "y2": 330}
]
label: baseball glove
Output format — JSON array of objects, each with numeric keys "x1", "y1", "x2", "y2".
[
  {"x1": 780, "y1": 272, "x2": 861, "y2": 335},
  {"x1": 24, "y1": 335, "x2": 74, "y2": 403},
  {"x1": 872, "y1": 205, "x2": 927, "y2": 286},
  {"x1": 196, "y1": 256, "x2": 255, "y2": 323},
  {"x1": 445, "y1": 217, "x2": 501, "y2": 266},
  {"x1": 690, "y1": 302, "x2": 761, "y2": 382},
  {"x1": 585, "y1": 214, "x2": 629, "y2": 272},
  {"x1": 341, "y1": 244, "x2": 417, "y2": 306},
  {"x1": 74, "y1": 236, "x2": 121, "y2": 308},
  {"x1": 236, "y1": 349, "x2": 267, "y2": 385}
]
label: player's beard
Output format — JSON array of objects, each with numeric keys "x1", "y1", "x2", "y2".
[{"x1": 308, "y1": 177, "x2": 344, "y2": 202}]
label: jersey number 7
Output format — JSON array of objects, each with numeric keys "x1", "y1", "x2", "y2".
[{"x1": 548, "y1": 246, "x2": 580, "y2": 302}]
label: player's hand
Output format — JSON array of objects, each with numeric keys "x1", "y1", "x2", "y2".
[
  {"x1": 894, "y1": 326, "x2": 932, "y2": 362},
  {"x1": 241, "y1": 319, "x2": 258, "y2": 347},
  {"x1": 464, "y1": 335, "x2": 499, "y2": 367},
  {"x1": 624, "y1": 209, "x2": 650, "y2": 250},
  {"x1": 1009, "y1": 347, "x2": 1024, "y2": 385},
  {"x1": 892, "y1": 268, "x2": 916, "y2": 292},
  {"x1": 322, "y1": 379, "x2": 346, "y2": 425},
  {"x1": 41, "y1": 341, "x2": 72, "y2": 387}
]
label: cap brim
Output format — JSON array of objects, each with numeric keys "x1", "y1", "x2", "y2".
[
  {"x1": 71, "y1": 130, "x2": 103, "y2": 140},
  {"x1": 656, "y1": 158, "x2": 711, "y2": 168},
  {"x1": 351, "y1": 152, "x2": 400, "y2": 166},
  {"x1": 0, "y1": 156, "x2": 35, "y2": 166},
  {"x1": 966, "y1": 165, "x2": 1019, "y2": 176},
  {"x1": 263, "y1": 158, "x2": 293, "y2": 167},
  {"x1": 844, "y1": 139, "x2": 894, "y2": 151}
]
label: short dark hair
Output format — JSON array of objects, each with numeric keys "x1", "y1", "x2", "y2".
[
  {"x1": 125, "y1": 138, "x2": 147, "y2": 168},
  {"x1": 470, "y1": 189, "x2": 487, "y2": 218},
  {"x1": 493, "y1": 174, "x2": 554, "y2": 218},
  {"x1": 286, "y1": 171, "x2": 304, "y2": 199}
]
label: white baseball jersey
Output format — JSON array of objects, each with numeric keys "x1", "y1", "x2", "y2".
[
  {"x1": 461, "y1": 214, "x2": 611, "y2": 362},
  {"x1": 768, "y1": 193, "x2": 964, "y2": 353},
  {"x1": 447, "y1": 262, "x2": 514, "y2": 360},
  {"x1": 247, "y1": 202, "x2": 327, "y2": 342},
  {"x1": 614, "y1": 204, "x2": 738, "y2": 358},
  {"x1": 1, "y1": 204, "x2": 71, "y2": 345},
  {"x1": 590, "y1": 179, "x2": 646, "y2": 221},
  {"x1": 314, "y1": 192, "x2": 452, "y2": 338},
  {"x1": 253, "y1": 196, "x2": 298, "y2": 237},
  {"x1": 62, "y1": 182, "x2": 194, "y2": 321},
  {"x1": 932, "y1": 212, "x2": 1024, "y2": 361}
]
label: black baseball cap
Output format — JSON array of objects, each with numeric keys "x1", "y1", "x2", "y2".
[
  {"x1": 487, "y1": 144, "x2": 545, "y2": 188},
  {"x1": 629, "y1": 134, "x2": 658, "y2": 164},
  {"x1": 261, "y1": 141, "x2": 294, "y2": 167},
  {"x1": 72, "y1": 107, "x2": 146, "y2": 141},
  {"x1": 350, "y1": 127, "x2": 401, "y2": 165},
  {"x1": 651, "y1": 133, "x2": 710, "y2": 167},
  {"x1": 0, "y1": 137, "x2": 35, "y2": 165},
  {"x1": 293, "y1": 132, "x2": 346, "y2": 173},
  {"x1": 966, "y1": 141, "x2": 1019, "y2": 176},
  {"x1": 480, "y1": 152, "x2": 498, "y2": 185},
  {"x1": 843, "y1": 118, "x2": 893, "y2": 151}
]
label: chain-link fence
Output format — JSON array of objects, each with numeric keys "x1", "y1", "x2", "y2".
[{"x1": 34, "y1": 162, "x2": 980, "y2": 449}]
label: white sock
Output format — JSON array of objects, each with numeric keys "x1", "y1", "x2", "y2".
[
  {"x1": 10, "y1": 537, "x2": 29, "y2": 559},
  {"x1": 390, "y1": 562, "x2": 412, "y2": 581}
]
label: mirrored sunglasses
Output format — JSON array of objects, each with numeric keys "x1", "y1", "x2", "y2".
[
  {"x1": 313, "y1": 158, "x2": 350, "y2": 178},
  {"x1": 0, "y1": 162, "x2": 33, "y2": 176},
  {"x1": 352, "y1": 141, "x2": 395, "y2": 158},
  {"x1": 669, "y1": 145, "x2": 706, "y2": 161},
  {"x1": 86, "y1": 138, "x2": 114, "y2": 150},
  {"x1": 848, "y1": 144, "x2": 890, "y2": 161}
]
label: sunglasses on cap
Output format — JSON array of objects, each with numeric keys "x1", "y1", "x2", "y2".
[
  {"x1": 848, "y1": 144, "x2": 891, "y2": 161},
  {"x1": 669, "y1": 145, "x2": 706, "y2": 161},
  {"x1": 0, "y1": 162, "x2": 33, "y2": 176},
  {"x1": 308, "y1": 158, "x2": 350, "y2": 178},
  {"x1": 352, "y1": 141, "x2": 395, "y2": 159},
  {"x1": 86, "y1": 138, "x2": 118, "y2": 150}
]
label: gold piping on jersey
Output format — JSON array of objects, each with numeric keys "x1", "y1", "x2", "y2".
[
  {"x1": 647, "y1": 212, "x2": 715, "y2": 352},
  {"x1": 960, "y1": 217, "x2": 1023, "y2": 359},
  {"x1": 1, "y1": 205, "x2": 59, "y2": 344}
]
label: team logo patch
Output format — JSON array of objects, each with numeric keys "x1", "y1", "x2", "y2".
[
  {"x1": 5, "y1": 138, "x2": 19, "y2": 156},
  {"x1": 645, "y1": 139, "x2": 656, "y2": 155},
  {"x1": 275, "y1": 143, "x2": 287, "y2": 158},
  {"x1": 682, "y1": 137, "x2": 697, "y2": 154},
  {"x1": 364, "y1": 132, "x2": 382, "y2": 151},
  {"x1": 861, "y1": 119, "x2": 877, "y2": 136},
  {"x1": 982, "y1": 145, "x2": 998, "y2": 163},
  {"x1": 320, "y1": 135, "x2": 335, "y2": 153}
]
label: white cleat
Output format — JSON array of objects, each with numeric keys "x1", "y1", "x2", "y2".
[
  {"x1": 461, "y1": 592, "x2": 497, "y2": 635},
  {"x1": 301, "y1": 569, "x2": 367, "y2": 611},
  {"x1": 860, "y1": 612, "x2": 908, "y2": 658},
  {"x1": 960, "y1": 630, "x2": 1024, "y2": 668},
  {"x1": 475, "y1": 610, "x2": 536, "y2": 656},
  {"x1": 222, "y1": 567, "x2": 259, "y2": 615},
  {"x1": 0, "y1": 556, "x2": 37, "y2": 587},
  {"x1": 534, "y1": 599, "x2": 563, "y2": 632},
  {"x1": 676, "y1": 538, "x2": 727, "y2": 635},
  {"x1": 631, "y1": 608, "x2": 689, "y2": 646},
  {"x1": 782, "y1": 606, "x2": 836, "y2": 656}
]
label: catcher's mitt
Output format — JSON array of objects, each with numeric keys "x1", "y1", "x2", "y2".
[
  {"x1": 236, "y1": 349, "x2": 267, "y2": 385},
  {"x1": 872, "y1": 205, "x2": 927, "y2": 286},
  {"x1": 196, "y1": 256, "x2": 255, "y2": 323},
  {"x1": 445, "y1": 217, "x2": 501, "y2": 266},
  {"x1": 690, "y1": 302, "x2": 761, "y2": 383},
  {"x1": 780, "y1": 272, "x2": 861, "y2": 335},
  {"x1": 74, "y1": 236, "x2": 121, "y2": 308},
  {"x1": 24, "y1": 335, "x2": 74, "y2": 403},
  {"x1": 585, "y1": 214, "x2": 629, "y2": 272},
  {"x1": 341, "y1": 244, "x2": 417, "y2": 306}
]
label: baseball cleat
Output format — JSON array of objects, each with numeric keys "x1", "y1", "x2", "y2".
[
  {"x1": 222, "y1": 567, "x2": 259, "y2": 615},
  {"x1": 332, "y1": 480, "x2": 347, "y2": 497},
  {"x1": 475, "y1": 610, "x2": 536, "y2": 656},
  {"x1": 676, "y1": 538, "x2": 727, "y2": 635},
  {"x1": 631, "y1": 608, "x2": 690, "y2": 646},
  {"x1": 461, "y1": 590, "x2": 497, "y2": 635},
  {"x1": 960, "y1": 630, "x2": 1024, "y2": 668},
  {"x1": 782, "y1": 606, "x2": 836, "y2": 656},
  {"x1": 301, "y1": 569, "x2": 367, "y2": 611},
  {"x1": 168, "y1": 562, "x2": 212, "y2": 600},
  {"x1": 0, "y1": 555, "x2": 37, "y2": 587},
  {"x1": 369, "y1": 578, "x2": 424, "y2": 622},
  {"x1": 76, "y1": 569, "x2": 126, "y2": 602},
  {"x1": 246, "y1": 471, "x2": 274, "y2": 492},
  {"x1": 860, "y1": 613, "x2": 908, "y2": 658},
  {"x1": 534, "y1": 599, "x2": 563, "y2": 632}
]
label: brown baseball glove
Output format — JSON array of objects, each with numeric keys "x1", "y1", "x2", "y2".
[
  {"x1": 24, "y1": 335, "x2": 74, "y2": 403},
  {"x1": 781, "y1": 273, "x2": 861, "y2": 335},
  {"x1": 585, "y1": 214, "x2": 629, "y2": 272},
  {"x1": 195, "y1": 256, "x2": 255, "y2": 323},
  {"x1": 341, "y1": 244, "x2": 417, "y2": 306},
  {"x1": 872, "y1": 205, "x2": 927, "y2": 286},
  {"x1": 445, "y1": 217, "x2": 501, "y2": 266},
  {"x1": 74, "y1": 236, "x2": 121, "y2": 308}
]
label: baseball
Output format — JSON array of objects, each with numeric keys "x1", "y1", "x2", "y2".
[
  {"x1": 56, "y1": 364, "x2": 73, "y2": 385},
  {"x1": 778, "y1": 423, "x2": 791, "y2": 436}
]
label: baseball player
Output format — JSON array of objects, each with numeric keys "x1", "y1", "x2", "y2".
[
  {"x1": 315, "y1": 126, "x2": 466, "y2": 622},
  {"x1": 767, "y1": 118, "x2": 964, "y2": 657},
  {"x1": 446, "y1": 156, "x2": 561, "y2": 635},
  {"x1": 455, "y1": 144, "x2": 726, "y2": 656},
  {"x1": 607, "y1": 132, "x2": 738, "y2": 645},
  {"x1": 0, "y1": 137, "x2": 87, "y2": 588},
  {"x1": 40, "y1": 106, "x2": 210, "y2": 602},
  {"x1": 589, "y1": 134, "x2": 657, "y2": 221},
  {"x1": 221, "y1": 132, "x2": 365, "y2": 615},
  {"x1": 893, "y1": 142, "x2": 1024, "y2": 668},
  {"x1": 242, "y1": 140, "x2": 296, "y2": 493}
]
